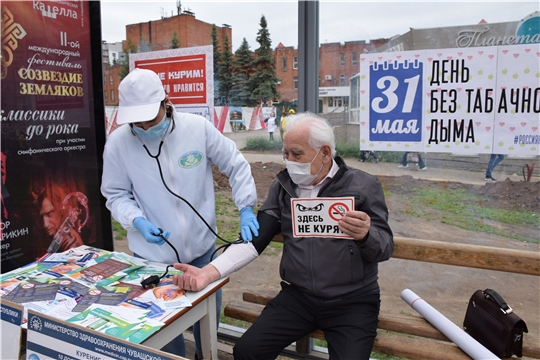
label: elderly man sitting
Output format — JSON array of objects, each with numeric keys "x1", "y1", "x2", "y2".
[{"x1": 173, "y1": 112, "x2": 394, "y2": 360}]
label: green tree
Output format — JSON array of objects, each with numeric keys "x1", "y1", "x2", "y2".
[
  {"x1": 118, "y1": 37, "x2": 137, "y2": 80},
  {"x1": 211, "y1": 24, "x2": 221, "y2": 105},
  {"x1": 249, "y1": 15, "x2": 280, "y2": 106},
  {"x1": 170, "y1": 30, "x2": 180, "y2": 49},
  {"x1": 217, "y1": 35, "x2": 233, "y2": 105},
  {"x1": 229, "y1": 38, "x2": 253, "y2": 106}
]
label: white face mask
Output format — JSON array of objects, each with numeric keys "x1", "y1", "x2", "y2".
[{"x1": 285, "y1": 148, "x2": 323, "y2": 186}]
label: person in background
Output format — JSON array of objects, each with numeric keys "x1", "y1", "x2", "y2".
[
  {"x1": 172, "y1": 112, "x2": 394, "y2": 360},
  {"x1": 100, "y1": 68, "x2": 259, "y2": 359},
  {"x1": 485, "y1": 154, "x2": 504, "y2": 182},
  {"x1": 398, "y1": 152, "x2": 426, "y2": 170},
  {"x1": 265, "y1": 112, "x2": 277, "y2": 141},
  {"x1": 280, "y1": 108, "x2": 295, "y2": 140}
]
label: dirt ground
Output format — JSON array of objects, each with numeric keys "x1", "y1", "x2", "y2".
[{"x1": 212, "y1": 162, "x2": 540, "y2": 354}]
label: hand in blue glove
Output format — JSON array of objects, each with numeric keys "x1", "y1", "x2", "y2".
[
  {"x1": 133, "y1": 217, "x2": 170, "y2": 245},
  {"x1": 239, "y1": 207, "x2": 259, "y2": 242}
]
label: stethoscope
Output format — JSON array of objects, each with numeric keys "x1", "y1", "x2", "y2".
[{"x1": 131, "y1": 105, "x2": 244, "y2": 271}]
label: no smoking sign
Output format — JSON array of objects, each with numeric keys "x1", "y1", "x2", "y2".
[{"x1": 291, "y1": 197, "x2": 354, "y2": 238}]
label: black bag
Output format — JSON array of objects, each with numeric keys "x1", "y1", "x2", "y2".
[{"x1": 463, "y1": 289, "x2": 528, "y2": 358}]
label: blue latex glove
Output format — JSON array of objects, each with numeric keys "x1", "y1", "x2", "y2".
[
  {"x1": 239, "y1": 207, "x2": 259, "y2": 242},
  {"x1": 133, "y1": 217, "x2": 170, "y2": 245}
]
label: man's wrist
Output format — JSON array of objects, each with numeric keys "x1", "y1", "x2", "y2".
[{"x1": 202, "y1": 264, "x2": 222, "y2": 283}]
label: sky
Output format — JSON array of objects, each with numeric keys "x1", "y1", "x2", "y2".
[{"x1": 99, "y1": 1, "x2": 539, "y2": 51}]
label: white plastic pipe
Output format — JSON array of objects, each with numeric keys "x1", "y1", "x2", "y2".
[{"x1": 401, "y1": 289, "x2": 499, "y2": 360}]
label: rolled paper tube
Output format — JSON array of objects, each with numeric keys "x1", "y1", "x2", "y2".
[{"x1": 401, "y1": 289, "x2": 499, "y2": 360}]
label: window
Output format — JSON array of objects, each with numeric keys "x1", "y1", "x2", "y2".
[
  {"x1": 109, "y1": 74, "x2": 113, "y2": 84},
  {"x1": 340, "y1": 52, "x2": 345, "y2": 66},
  {"x1": 293, "y1": 76, "x2": 298, "y2": 90},
  {"x1": 352, "y1": 52, "x2": 357, "y2": 65},
  {"x1": 104, "y1": 90, "x2": 107, "y2": 102},
  {"x1": 110, "y1": 90, "x2": 115, "y2": 102},
  {"x1": 293, "y1": 56, "x2": 298, "y2": 69},
  {"x1": 282, "y1": 57, "x2": 287, "y2": 72},
  {"x1": 339, "y1": 74, "x2": 345, "y2": 86}
]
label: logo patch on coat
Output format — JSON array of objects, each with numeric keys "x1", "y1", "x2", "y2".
[{"x1": 179, "y1": 151, "x2": 204, "y2": 168}]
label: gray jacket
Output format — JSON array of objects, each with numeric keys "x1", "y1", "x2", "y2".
[{"x1": 254, "y1": 156, "x2": 394, "y2": 299}]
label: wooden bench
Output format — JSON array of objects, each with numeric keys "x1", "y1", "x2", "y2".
[{"x1": 224, "y1": 236, "x2": 540, "y2": 359}]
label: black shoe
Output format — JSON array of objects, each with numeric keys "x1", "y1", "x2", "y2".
[{"x1": 484, "y1": 176, "x2": 497, "y2": 183}]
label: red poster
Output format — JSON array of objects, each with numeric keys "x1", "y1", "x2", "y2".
[
  {"x1": 1, "y1": 1, "x2": 112, "y2": 272},
  {"x1": 134, "y1": 54, "x2": 207, "y2": 105}
]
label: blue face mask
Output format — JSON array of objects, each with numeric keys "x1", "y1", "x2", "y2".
[{"x1": 132, "y1": 115, "x2": 170, "y2": 140}]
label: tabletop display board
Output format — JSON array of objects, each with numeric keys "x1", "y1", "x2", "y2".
[
  {"x1": 1, "y1": 299, "x2": 23, "y2": 360},
  {"x1": 359, "y1": 44, "x2": 540, "y2": 155},
  {"x1": 0, "y1": 1, "x2": 113, "y2": 273},
  {"x1": 129, "y1": 46, "x2": 214, "y2": 123},
  {"x1": 26, "y1": 310, "x2": 185, "y2": 360}
]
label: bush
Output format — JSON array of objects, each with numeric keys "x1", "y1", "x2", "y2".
[
  {"x1": 335, "y1": 142, "x2": 361, "y2": 158},
  {"x1": 243, "y1": 136, "x2": 283, "y2": 151}
]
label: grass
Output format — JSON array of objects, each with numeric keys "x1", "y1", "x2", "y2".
[
  {"x1": 243, "y1": 136, "x2": 284, "y2": 151},
  {"x1": 112, "y1": 219, "x2": 127, "y2": 240},
  {"x1": 401, "y1": 187, "x2": 540, "y2": 243},
  {"x1": 215, "y1": 193, "x2": 241, "y2": 243}
]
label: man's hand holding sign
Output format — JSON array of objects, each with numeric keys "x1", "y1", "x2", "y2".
[
  {"x1": 292, "y1": 197, "x2": 369, "y2": 240},
  {"x1": 338, "y1": 208, "x2": 371, "y2": 242}
]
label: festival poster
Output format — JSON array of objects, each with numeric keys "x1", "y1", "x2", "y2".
[
  {"x1": 1, "y1": 1, "x2": 113, "y2": 273},
  {"x1": 129, "y1": 46, "x2": 214, "y2": 123}
]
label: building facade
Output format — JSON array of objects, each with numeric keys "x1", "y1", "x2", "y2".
[
  {"x1": 274, "y1": 39, "x2": 388, "y2": 113},
  {"x1": 103, "y1": 64, "x2": 122, "y2": 106},
  {"x1": 125, "y1": 10, "x2": 232, "y2": 51},
  {"x1": 102, "y1": 41, "x2": 126, "y2": 66}
]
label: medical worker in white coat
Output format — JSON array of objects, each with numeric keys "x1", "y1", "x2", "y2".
[{"x1": 101, "y1": 68, "x2": 259, "y2": 359}]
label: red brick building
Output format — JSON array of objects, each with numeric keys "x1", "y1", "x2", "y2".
[
  {"x1": 103, "y1": 64, "x2": 123, "y2": 106},
  {"x1": 125, "y1": 11, "x2": 232, "y2": 51}
]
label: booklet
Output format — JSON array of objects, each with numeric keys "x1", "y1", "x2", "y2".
[
  {"x1": 127, "y1": 319, "x2": 165, "y2": 344},
  {"x1": 37, "y1": 246, "x2": 106, "y2": 264},
  {"x1": 137, "y1": 278, "x2": 191, "y2": 310},
  {"x1": 3, "y1": 280, "x2": 60, "y2": 304},
  {"x1": 67, "y1": 304, "x2": 150, "y2": 340},
  {"x1": 67, "y1": 253, "x2": 145, "y2": 288},
  {"x1": 72, "y1": 285, "x2": 130, "y2": 313}
]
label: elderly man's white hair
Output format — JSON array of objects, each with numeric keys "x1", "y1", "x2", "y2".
[{"x1": 286, "y1": 112, "x2": 336, "y2": 157}]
